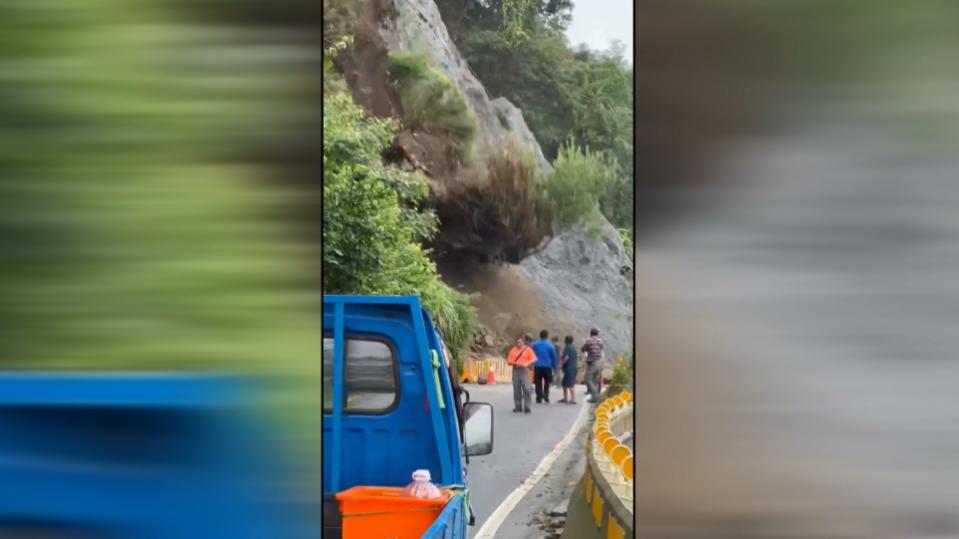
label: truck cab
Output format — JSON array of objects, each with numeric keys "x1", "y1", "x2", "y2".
[{"x1": 322, "y1": 295, "x2": 494, "y2": 539}]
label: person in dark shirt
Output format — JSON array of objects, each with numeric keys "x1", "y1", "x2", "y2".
[
  {"x1": 551, "y1": 335, "x2": 563, "y2": 388},
  {"x1": 582, "y1": 328, "x2": 604, "y2": 403},
  {"x1": 558, "y1": 335, "x2": 578, "y2": 404},
  {"x1": 530, "y1": 329, "x2": 557, "y2": 403}
]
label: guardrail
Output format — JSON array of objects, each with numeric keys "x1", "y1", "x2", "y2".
[{"x1": 581, "y1": 391, "x2": 633, "y2": 539}]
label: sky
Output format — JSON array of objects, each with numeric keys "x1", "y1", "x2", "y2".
[{"x1": 565, "y1": 0, "x2": 633, "y2": 65}]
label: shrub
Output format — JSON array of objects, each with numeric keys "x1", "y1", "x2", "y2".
[
  {"x1": 485, "y1": 135, "x2": 552, "y2": 247},
  {"x1": 420, "y1": 283, "x2": 478, "y2": 372},
  {"x1": 388, "y1": 52, "x2": 478, "y2": 164},
  {"x1": 600, "y1": 169, "x2": 634, "y2": 230},
  {"x1": 545, "y1": 143, "x2": 614, "y2": 229},
  {"x1": 604, "y1": 356, "x2": 633, "y2": 398},
  {"x1": 442, "y1": 134, "x2": 551, "y2": 262},
  {"x1": 583, "y1": 210, "x2": 604, "y2": 240}
]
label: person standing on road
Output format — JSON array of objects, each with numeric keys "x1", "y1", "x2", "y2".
[
  {"x1": 507, "y1": 334, "x2": 536, "y2": 413},
  {"x1": 551, "y1": 335, "x2": 563, "y2": 388},
  {"x1": 558, "y1": 335, "x2": 578, "y2": 404},
  {"x1": 582, "y1": 328, "x2": 604, "y2": 403},
  {"x1": 531, "y1": 330, "x2": 557, "y2": 404}
]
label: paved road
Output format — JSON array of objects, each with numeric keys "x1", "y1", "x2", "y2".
[{"x1": 462, "y1": 383, "x2": 589, "y2": 538}]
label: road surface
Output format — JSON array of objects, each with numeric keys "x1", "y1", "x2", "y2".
[{"x1": 462, "y1": 383, "x2": 590, "y2": 539}]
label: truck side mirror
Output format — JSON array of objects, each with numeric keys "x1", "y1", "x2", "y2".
[{"x1": 462, "y1": 402, "x2": 493, "y2": 456}]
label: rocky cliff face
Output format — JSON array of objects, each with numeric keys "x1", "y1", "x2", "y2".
[
  {"x1": 519, "y1": 219, "x2": 633, "y2": 361},
  {"x1": 359, "y1": 0, "x2": 632, "y2": 361},
  {"x1": 378, "y1": 0, "x2": 551, "y2": 176}
]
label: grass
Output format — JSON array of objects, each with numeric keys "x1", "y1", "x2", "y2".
[{"x1": 388, "y1": 52, "x2": 479, "y2": 165}]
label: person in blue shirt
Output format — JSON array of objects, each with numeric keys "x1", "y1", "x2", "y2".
[{"x1": 531, "y1": 329, "x2": 557, "y2": 404}]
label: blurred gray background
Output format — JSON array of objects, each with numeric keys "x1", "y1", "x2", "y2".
[{"x1": 637, "y1": 1, "x2": 959, "y2": 537}]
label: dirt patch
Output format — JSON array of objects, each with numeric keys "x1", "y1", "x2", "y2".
[
  {"x1": 334, "y1": 0, "x2": 401, "y2": 119},
  {"x1": 392, "y1": 131, "x2": 482, "y2": 199}
]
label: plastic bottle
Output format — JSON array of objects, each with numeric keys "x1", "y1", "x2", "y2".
[{"x1": 404, "y1": 469, "x2": 442, "y2": 499}]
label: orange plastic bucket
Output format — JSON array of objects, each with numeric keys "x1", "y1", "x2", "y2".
[{"x1": 335, "y1": 486, "x2": 452, "y2": 539}]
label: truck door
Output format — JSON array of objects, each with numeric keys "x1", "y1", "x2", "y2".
[{"x1": 322, "y1": 298, "x2": 455, "y2": 493}]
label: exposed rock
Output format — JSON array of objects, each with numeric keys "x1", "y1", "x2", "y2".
[
  {"x1": 378, "y1": 0, "x2": 552, "y2": 177},
  {"x1": 518, "y1": 215, "x2": 632, "y2": 361},
  {"x1": 490, "y1": 97, "x2": 551, "y2": 175}
]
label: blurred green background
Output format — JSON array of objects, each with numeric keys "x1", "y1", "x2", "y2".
[{"x1": 0, "y1": 0, "x2": 320, "y2": 469}]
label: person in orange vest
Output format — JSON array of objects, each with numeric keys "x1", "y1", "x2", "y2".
[{"x1": 507, "y1": 334, "x2": 536, "y2": 414}]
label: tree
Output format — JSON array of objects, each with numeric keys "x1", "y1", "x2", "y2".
[
  {"x1": 436, "y1": 0, "x2": 574, "y2": 40},
  {"x1": 605, "y1": 39, "x2": 629, "y2": 66}
]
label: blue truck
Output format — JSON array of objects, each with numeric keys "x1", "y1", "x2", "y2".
[{"x1": 323, "y1": 295, "x2": 494, "y2": 539}]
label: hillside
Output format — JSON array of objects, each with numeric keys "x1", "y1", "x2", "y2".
[{"x1": 324, "y1": 0, "x2": 633, "y2": 362}]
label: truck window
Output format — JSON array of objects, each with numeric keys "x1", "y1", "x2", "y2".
[{"x1": 322, "y1": 336, "x2": 398, "y2": 413}]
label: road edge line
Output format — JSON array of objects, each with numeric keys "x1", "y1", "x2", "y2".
[{"x1": 473, "y1": 400, "x2": 591, "y2": 538}]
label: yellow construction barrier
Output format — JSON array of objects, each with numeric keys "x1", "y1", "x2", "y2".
[
  {"x1": 468, "y1": 359, "x2": 479, "y2": 384},
  {"x1": 461, "y1": 357, "x2": 512, "y2": 384},
  {"x1": 496, "y1": 359, "x2": 511, "y2": 381}
]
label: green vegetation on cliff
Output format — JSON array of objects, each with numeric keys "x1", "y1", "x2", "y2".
[
  {"x1": 323, "y1": 61, "x2": 477, "y2": 366},
  {"x1": 1, "y1": 0, "x2": 322, "y2": 475},
  {"x1": 388, "y1": 52, "x2": 479, "y2": 165},
  {"x1": 546, "y1": 143, "x2": 613, "y2": 229}
]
